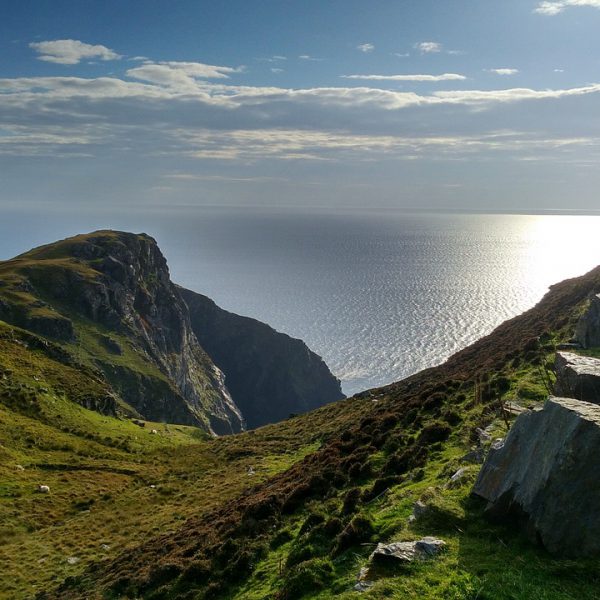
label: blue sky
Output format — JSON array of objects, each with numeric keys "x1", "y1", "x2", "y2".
[{"x1": 2, "y1": 0, "x2": 600, "y2": 213}]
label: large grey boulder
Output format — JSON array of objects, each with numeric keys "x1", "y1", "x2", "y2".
[
  {"x1": 575, "y1": 294, "x2": 600, "y2": 348},
  {"x1": 554, "y1": 351, "x2": 600, "y2": 403},
  {"x1": 473, "y1": 397, "x2": 600, "y2": 556}
]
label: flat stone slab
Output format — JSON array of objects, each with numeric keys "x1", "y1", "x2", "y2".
[
  {"x1": 369, "y1": 537, "x2": 446, "y2": 564},
  {"x1": 473, "y1": 396, "x2": 600, "y2": 556},
  {"x1": 554, "y1": 352, "x2": 600, "y2": 403},
  {"x1": 355, "y1": 537, "x2": 446, "y2": 591}
]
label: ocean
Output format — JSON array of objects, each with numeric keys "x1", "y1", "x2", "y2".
[{"x1": 2, "y1": 207, "x2": 600, "y2": 396}]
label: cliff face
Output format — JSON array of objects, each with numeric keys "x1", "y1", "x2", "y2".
[
  {"x1": 179, "y1": 287, "x2": 345, "y2": 428},
  {"x1": 0, "y1": 230, "x2": 343, "y2": 433},
  {"x1": 0, "y1": 231, "x2": 244, "y2": 434}
]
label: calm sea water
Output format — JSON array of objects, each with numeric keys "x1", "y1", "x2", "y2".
[{"x1": 2, "y1": 208, "x2": 600, "y2": 395}]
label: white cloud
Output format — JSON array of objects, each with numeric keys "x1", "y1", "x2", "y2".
[
  {"x1": 341, "y1": 73, "x2": 467, "y2": 82},
  {"x1": 357, "y1": 43, "x2": 374, "y2": 53},
  {"x1": 271, "y1": 68, "x2": 284, "y2": 74},
  {"x1": 393, "y1": 53, "x2": 410, "y2": 58},
  {"x1": 432, "y1": 84, "x2": 600, "y2": 104},
  {"x1": 415, "y1": 41, "x2": 442, "y2": 54},
  {"x1": 554, "y1": 68, "x2": 565, "y2": 72},
  {"x1": 487, "y1": 68, "x2": 520, "y2": 76},
  {"x1": 2, "y1": 71, "x2": 600, "y2": 164},
  {"x1": 126, "y1": 61, "x2": 243, "y2": 88},
  {"x1": 164, "y1": 173, "x2": 284, "y2": 182},
  {"x1": 535, "y1": 0, "x2": 600, "y2": 14},
  {"x1": 29, "y1": 39, "x2": 121, "y2": 65},
  {"x1": 299, "y1": 55, "x2": 323, "y2": 61},
  {"x1": 171, "y1": 128, "x2": 600, "y2": 163},
  {"x1": 3, "y1": 74, "x2": 600, "y2": 111},
  {"x1": 259, "y1": 55, "x2": 287, "y2": 62}
]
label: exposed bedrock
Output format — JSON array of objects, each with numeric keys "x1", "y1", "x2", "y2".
[
  {"x1": 473, "y1": 396, "x2": 600, "y2": 556},
  {"x1": 554, "y1": 351, "x2": 600, "y2": 403},
  {"x1": 179, "y1": 286, "x2": 345, "y2": 429},
  {"x1": 575, "y1": 294, "x2": 600, "y2": 349}
]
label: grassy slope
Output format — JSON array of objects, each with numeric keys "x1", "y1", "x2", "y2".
[
  {"x1": 1, "y1": 266, "x2": 600, "y2": 599},
  {"x1": 0, "y1": 320, "x2": 367, "y2": 600},
  {"x1": 40, "y1": 266, "x2": 600, "y2": 600}
]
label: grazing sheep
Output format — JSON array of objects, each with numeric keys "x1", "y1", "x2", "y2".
[
  {"x1": 150, "y1": 429, "x2": 158, "y2": 434},
  {"x1": 37, "y1": 484, "x2": 50, "y2": 493}
]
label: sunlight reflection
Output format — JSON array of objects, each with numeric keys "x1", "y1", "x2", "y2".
[{"x1": 521, "y1": 215, "x2": 600, "y2": 296}]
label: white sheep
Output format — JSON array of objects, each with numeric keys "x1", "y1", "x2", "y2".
[
  {"x1": 37, "y1": 484, "x2": 50, "y2": 494},
  {"x1": 150, "y1": 429, "x2": 158, "y2": 434}
]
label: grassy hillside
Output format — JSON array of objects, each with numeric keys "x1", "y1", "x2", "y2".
[
  {"x1": 2, "y1": 266, "x2": 600, "y2": 599},
  {"x1": 0, "y1": 231, "x2": 248, "y2": 432},
  {"x1": 0, "y1": 319, "x2": 350, "y2": 598}
]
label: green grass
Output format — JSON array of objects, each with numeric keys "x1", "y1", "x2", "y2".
[
  {"x1": 0, "y1": 316, "x2": 328, "y2": 600},
  {"x1": 1, "y1": 257, "x2": 600, "y2": 599}
]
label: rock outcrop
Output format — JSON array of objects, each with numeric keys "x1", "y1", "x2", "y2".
[
  {"x1": 0, "y1": 232, "x2": 244, "y2": 433},
  {"x1": 554, "y1": 351, "x2": 600, "y2": 403},
  {"x1": 473, "y1": 396, "x2": 600, "y2": 556},
  {"x1": 0, "y1": 230, "x2": 343, "y2": 433},
  {"x1": 179, "y1": 287, "x2": 344, "y2": 428},
  {"x1": 575, "y1": 294, "x2": 600, "y2": 348}
]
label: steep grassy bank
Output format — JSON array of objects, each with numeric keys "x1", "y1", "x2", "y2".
[{"x1": 38, "y1": 266, "x2": 600, "y2": 599}]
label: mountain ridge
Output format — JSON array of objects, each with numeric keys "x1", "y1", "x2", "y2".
[{"x1": 0, "y1": 230, "x2": 343, "y2": 434}]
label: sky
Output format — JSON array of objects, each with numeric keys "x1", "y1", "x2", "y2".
[{"x1": 2, "y1": 0, "x2": 600, "y2": 214}]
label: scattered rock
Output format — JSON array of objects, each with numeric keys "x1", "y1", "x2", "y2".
[
  {"x1": 473, "y1": 396, "x2": 600, "y2": 556},
  {"x1": 490, "y1": 438, "x2": 504, "y2": 450},
  {"x1": 247, "y1": 466, "x2": 255, "y2": 476},
  {"x1": 354, "y1": 566, "x2": 374, "y2": 592},
  {"x1": 575, "y1": 294, "x2": 600, "y2": 348},
  {"x1": 415, "y1": 537, "x2": 447, "y2": 557},
  {"x1": 132, "y1": 419, "x2": 145, "y2": 428},
  {"x1": 370, "y1": 537, "x2": 446, "y2": 564},
  {"x1": 504, "y1": 401, "x2": 528, "y2": 416},
  {"x1": 460, "y1": 447, "x2": 484, "y2": 464},
  {"x1": 149, "y1": 484, "x2": 156, "y2": 489},
  {"x1": 100, "y1": 543, "x2": 110, "y2": 551},
  {"x1": 66, "y1": 557, "x2": 80, "y2": 565},
  {"x1": 446, "y1": 467, "x2": 468, "y2": 489},
  {"x1": 554, "y1": 352, "x2": 600, "y2": 403},
  {"x1": 354, "y1": 537, "x2": 446, "y2": 591},
  {"x1": 475, "y1": 427, "x2": 491, "y2": 443}
]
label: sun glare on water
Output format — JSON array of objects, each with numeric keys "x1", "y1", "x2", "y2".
[{"x1": 522, "y1": 215, "x2": 600, "y2": 294}]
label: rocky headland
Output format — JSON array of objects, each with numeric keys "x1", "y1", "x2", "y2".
[{"x1": 0, "y1": 231, "x2": 343, "y2": 434}]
